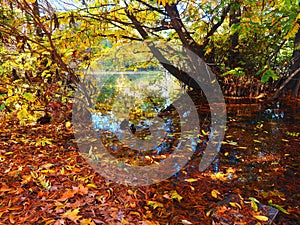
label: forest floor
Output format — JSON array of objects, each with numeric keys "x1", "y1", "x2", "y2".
[{"x1": 0, "y1": 99, "x2": 299, "y2": 225}]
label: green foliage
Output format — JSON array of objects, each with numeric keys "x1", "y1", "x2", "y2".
[
  {"x1": 268, "y1": 200, "x2": 290, "y2": 215},
  {"x1": 0, "y1": 0, "x2": 299, "y2": 121},
  {"x1": 221, "y1": 67, "x2": 245, "y2": 77}
]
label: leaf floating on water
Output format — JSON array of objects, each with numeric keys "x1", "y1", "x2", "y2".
[{"x1": 227, "y1": 141, "x2": 238, "y2": 146}]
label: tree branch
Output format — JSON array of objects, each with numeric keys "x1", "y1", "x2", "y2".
[
  {"x1": 165, "y1": 3, "x2": 204, "y2": 57},
  {"x1": 125, "y1": 9, "x2": 201, "y2": 91},
  {"x1": 273, "y1": 67, "x2": 300, "y2": 99},
  {"x1": 201, "y1": 3, "x2": 231, "y2": 49}
]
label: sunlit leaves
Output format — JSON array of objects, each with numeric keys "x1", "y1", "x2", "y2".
[
  {"x1": 147, "y1": 200, "x2": 164, "y2": 209},
  {"x1": 253, "y1": 215, "x2": 269, "y2": 222},
  {"x1": 35, "y1": 138, "x2": 52, "y2": 147},
  {"x1": 62, "y1": 208, "x2": 82, "y2": 223},
  {"x1": 169, "y1": 190, "x2": 183, "y2": 201},
  {"x1": 268, "y1": 200, "x2": 290, "y2": 214},
  {"x1": 211, "y1": 189, "x2": 220, "y2": 199},
  {"x1": 250, "y1": 198, "x2": 259, "y2": 212},
  {"x1": 30, "y1": 171, "x2": 52, "y2": 190},
  {"x1": 184, "y1": 178, "x2": 199, "y2": 183},
  {"x1": 229, "y1": 202, "x2": 242, "y2": 209}
]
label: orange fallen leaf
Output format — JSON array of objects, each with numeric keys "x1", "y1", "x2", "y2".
[
  {"x1": 58, "y1": 189, "x2": 76, "y2": 201},
  {"x1": 9, "y1": 213, "x2": 15, "y2": 224},
  {"x1": 80, "y1": 218, "x2": 96, "y2": 225},
  {"x1": 73, "y1": 184, "x2": 88, "y2": 195},
  {"x1": 62, "y1": 208, "x2": 81, "y2": 223}
]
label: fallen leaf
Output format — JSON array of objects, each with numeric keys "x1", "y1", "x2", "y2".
[
  {"x1": 73, "y1": 184, "x2": 88, "y2": 195},
  {"x1": 147, "y1": 201, "x2": 164, "y2": 209},
  {"x1": 184, "y1": 178, "x2": 198, "y2": 183},
  {"x1": 170, "y1": 190, "x2": 183, "y2": 201},
  {"x1": 62, "y1": 208, "x2": 81, "y2": 223},
  {"x1": 211, "y1": 189, "x2": 220, "y2": 199},
  {"x1": 79, "y1": 218, "x2": 96, "y2": 225},
  {"x1": 181, "y1": 219, "x2": 193, "y2": 224},
  {"x1": 253, "y1": 215, "x2": 269, "y2": 221},
  {"x1": 58, "y1": 190, "x2": 76, "y2": 201}
]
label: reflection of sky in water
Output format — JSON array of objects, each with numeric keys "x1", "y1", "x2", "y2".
[{"x1": 91, "y1": 72, "x2": 184, "y2": 153}]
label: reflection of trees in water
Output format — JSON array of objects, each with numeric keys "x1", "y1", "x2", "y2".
[{"x1": 91, "y1": 104, "x2": 182, "y2": 166}]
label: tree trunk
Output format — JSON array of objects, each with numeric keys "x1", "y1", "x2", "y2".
[
  {"x1": 32, "y1": 0, "x2": 43, "y2": 37},
  {"x1": 289, "y1": 19, "x2": 300, "y2": 97},
  {"x1": 227, "y1": 1, "x2": 241, "y2": 68}
]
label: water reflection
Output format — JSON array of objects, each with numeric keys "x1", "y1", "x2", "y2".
[{"x1": 90, "y1": 72, "x2": 207, "y2": 165}]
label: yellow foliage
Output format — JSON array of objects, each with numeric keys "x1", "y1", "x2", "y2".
[
  {"x1": 211, "y1": 189, "x2": 220, "y2": 198},
  {"x1": 62, "y1": 208, "x2": 82, "y2": 223},
  {"x1": 285, "y1": 23, "x2": 299, "y2": 40}
]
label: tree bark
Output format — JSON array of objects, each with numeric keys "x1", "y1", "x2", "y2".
[
  {"x1": 227, "y1": 1, "x2": 241, "y2": 68},
  {"x1": 289, "y1": 19, "x2": 300, "y2": 97}
]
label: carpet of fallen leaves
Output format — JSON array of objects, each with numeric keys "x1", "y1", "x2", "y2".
[{"x1": 0, "y1": 106, "x2": 299, "y2": 225}]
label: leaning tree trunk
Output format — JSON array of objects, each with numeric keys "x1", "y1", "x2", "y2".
[
  {"x1": 289, "y1": 19, "x2": 300, "y2": 97},
  {"x1": 228, "y1": 0, "x2": 241, "y2": 69}
]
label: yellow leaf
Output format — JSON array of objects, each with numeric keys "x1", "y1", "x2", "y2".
[
  {"x1": 170, "y1": 190, "x2": 183, "y2": 201},
  {"x1": 227, "y1": 167, "x2": 235, "y2": 174},
  {"x1": 251, "y1": 200, "x2": 258, "y2": 212},
  {"x1": 60, "y1": 167, "x2": 65, "y2": 175},
  {"x1": 253, "y1": 215, "x2": 269, "y2": 222},
  {"x1": 86, "y1": 183, "x2": 97, "y2": 189},
  {"x1": 285, "y1": 23, "x2": 300, "y2": 40},
  {"x1": 206, "y1": 209, "x2": 213, "y2": 217},
  {"x1": 62, "y1": 208, "x2": 82, "y2": 223},
  {"x1": 41, "y1": 169, "x2": 55, "y2": 173},
  {"x1": 147, "y1": 201, "x2": 164, "y2": 209},
  {"x1": 211, "y1": 189, "x2": 220, "y2": 199},
  {"x1": 4, "y1": 152, "x2": 13, "y2": 155},
  {"x1": 205, "y1": 47, "x2": 212, "y2": 55},
  {"x1": 201, "y1": 129, "x2": 210, "y2": 135},
  {"x1": 184, "y1": 178, "x2": 198, "y2": 183},
  {"x1": 121, "y1": 218, "x2": 130, "y2": 224},
  {"x1": 65, "y1": 121, "x2": 72, "y2": 128},
  {"x1": 181, "y1": 219, "x2": 193, "y2": 224},
  {"x1": 80, "y1": 218, "x2": 96, "y2": 225},
  {"x1": 229, "y1": 202, "x2": 242, "y2": 209},
  {"x1": 157, "y1": 0, "x2": 168, "y2": 6},
  {"x1": 17, "y1": 108, "x2": 28, "y2": 121}
]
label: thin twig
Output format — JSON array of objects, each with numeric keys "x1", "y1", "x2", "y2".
[{"x1": 273, "y1": 67, "x2": 300, "y2": 99}]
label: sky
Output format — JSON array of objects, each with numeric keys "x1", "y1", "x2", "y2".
[{"x1": 47, "y1": 0, "x2": 81, "y2": 11}]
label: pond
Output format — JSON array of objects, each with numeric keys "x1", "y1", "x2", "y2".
[{"x1": 74, "y1": 72, "x2": 300, "y2": 224}]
